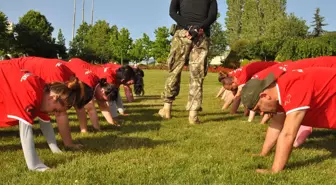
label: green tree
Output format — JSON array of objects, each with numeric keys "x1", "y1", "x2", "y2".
[
  {"x1": 69, "y1": 22, "x2": 92, "y2": 61},
  {"x1": 57, "y1": 29, "x2": 66, "y2": 46},
  {"x1": 0, "y1": 11, "x2": 12, "y2": 55},
  {"x1": 240, "y1": 0, "x2": 263, "y2": 40},
  {"x1": 258, "y1": 13, "x2": 308, "y2": 60},
  {"x1": 114, "y1": 28, "x2": 132, "y2": 65},
  {"x1": 263, "y1": 13, "x2": 308, "y2": 40},
  {"x1": 142, "y1": 33, "x2": 152, "y2": 64},
  {"x1": 56, "y1": 29, "x2": 67, "y2": 59},
  {"x1": 86, "y1": 20, "x2": 111, "y2": 63},
  {"x1": 108, "y1": 25, "x2": 119, "y2": 61},
  {"x1": 14, "y1": 10, "x2": 56, "y2": 57},
  {"x1": 225, "y1": 0, "x2": 244, "y2": 45},
  {"x1": 151, "y1": 26, "x2": 170, "y2": 64},
  {"x1": 129, "y1": 38, "x2": 145, "y2": 63},
  {"x1": 209, "y1": 14, "x2": 227, "y2": 60},
  {"x1": 311, "y1": 8, "x2": 328, "y2": 37},
  {"x1": 259, "y1": 0, "x2": 286, "y2": 34}
]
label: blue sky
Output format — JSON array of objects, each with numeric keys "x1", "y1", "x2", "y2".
[{"x1": 1, "y1": 0, "x2": 335, "y2": 46}]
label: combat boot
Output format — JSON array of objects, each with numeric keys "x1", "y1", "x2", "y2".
[
  {"x1": 158, "y1": 103, "x2": 172, "y2": 119},
  {"x1": 189, "y1": 111, "x2": 201, "y2": 124}
]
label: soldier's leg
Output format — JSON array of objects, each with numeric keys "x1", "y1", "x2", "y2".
[
  {"x1": 159, "y1": 29, "x2": 192, "y2": 119},
  {"x1": 186, "y1": 35, "x2": 210, "y2": 124}
]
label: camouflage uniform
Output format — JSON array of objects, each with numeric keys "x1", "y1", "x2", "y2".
[{"x1": 162, "y1": 29, "x2": 210, "y2": 111}]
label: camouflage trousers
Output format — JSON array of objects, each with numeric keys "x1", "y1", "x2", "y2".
[{"x1": 162, "y1": 29, "x2": 210, "y2": 111}]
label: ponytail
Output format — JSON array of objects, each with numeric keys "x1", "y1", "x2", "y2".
[
  {"x1": 46, "y1": 78, "x2": 93, "y2": 109},
  {"x1": 67, "y1": 78, "x2": 85, "y2": 102}
]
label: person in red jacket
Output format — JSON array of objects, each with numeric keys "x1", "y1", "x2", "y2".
[
  {"x1": 248, "y1": 56, "x2": 336, "y2": 146},
  {"x1": 0, "y1": 61, "x2": 86, "y2": 171},
  {"x1": 219, "y1": 62, "x2": 277, "y2": 114},
  {"x1": 68, "y1": 58, "x2": 135, "y2": 122},
  {"x1": 8, "y1": 57, "x2": 92, "y2": 149},
  {"x1": 104, "y1": 62, "x2": 135, "y2": 103},
  {"x1": 241, "y1": 67, "x2": 336, "y2": 173},
  {"x1": 65, "y1": 61, "x2": 119, "y2": 131}
]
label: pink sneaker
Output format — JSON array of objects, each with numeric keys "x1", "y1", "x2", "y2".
[{"x1": 293, "y1": 126, "x2": 313, "y2": 147}]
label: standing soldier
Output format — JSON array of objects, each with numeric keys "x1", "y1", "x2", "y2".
[{"x1": 159, "y1": 0, "x2": 218, "y2": 124}]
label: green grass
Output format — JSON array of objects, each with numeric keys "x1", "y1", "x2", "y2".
[{"x1": 1, "y1": 70, "x2": 336, "y2": 185}]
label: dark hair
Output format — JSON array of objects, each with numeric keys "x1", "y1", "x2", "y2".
[
  {"x1": 4, "y1": 55, "x2": 10, "y2": 60},
  {"x1": 44, "y1": 78, "x2": 93, "y2": 109},
  {"x1": 218, "y1": 72, "x2": 227, "y2": 82},
  {"x1": 134, "y1": 67, "x2": 144, "y2": 77},
  {"x1": 133, "y1": 68, "x2": 145, "y2": 96},
  {"x1": 222, "y1": 76, "x2": 234, "y2": 86},
  {"x1": 76, "y1": 82, "x2": 94, "y2": 108},
  {"x1": 99, "y1": 78, "x2": 119, "y2": 101},
  {"x1": 116, "y1": 65, "x2": 136, "y2": 83}
]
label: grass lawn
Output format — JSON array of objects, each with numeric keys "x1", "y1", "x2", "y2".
[{"x1": 1, "y1": 70, "x2": 336, "y2": 185}]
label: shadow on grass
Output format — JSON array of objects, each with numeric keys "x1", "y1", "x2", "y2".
[
  {"x1": 131, "y1": 95, "x2": 161, "y2": 102},
  {"x1": 309, "y1": 129, "x2": 336, "y2": 138},
  {"x1": 0, "y1": 127, "x2": 54, "y2": 138},
  {"x1": 0, "y1": 140, "x2": 57, "y2": 151},
  {"x1": 203, "y1": 115, "x2": 242, "y2": 123},
  {"x1": 283, "y1": 130, "x2": 336, "y2": 169},
  {"x1": 1, "y1": 134, "x2": 172, "y2": 155},
  {"x1": 125, "y1": 104, "x2": 162, "y2": 109},
  {"x1": 287, "y1": 154, "x2": 332, "y2": 170},
  {"x1": 300, "y1": 130, "x2": 336, "y2": 157},
  {"x1": 172, "y1": 111, "x2": 230, "y2": 119},
  {"x1": 119, "y1": 123, "x2": 161, "y2": 134},
  {"x1": 78, "y1": 135, "x2": 174, "y2": 153}
]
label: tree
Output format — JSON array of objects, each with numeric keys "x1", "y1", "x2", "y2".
[
  {"x1": 151, "y1": 26, "x2": 170, "y2": 64},
  {"x1": 108, "y1": 25, "x2": 119, "y2": 61},
  {"x1": 258, "y1": 13, "x2": 308, "y2": 60},
  {"x1": 129, "y1": 38, "x2": 145, "y2": 63},
  {"x1": 263, "y1": 13, "x2": 308, "y2": 40},
  {"x1": 259, "y1": 0, "x2": 286, "y2": 34},
  {"x1": 69, "y1": 22, "x2": 93, "y2": 61},
  {"x1": 86, "y1": 20, "x2": 111, "y2": 62},
  {"x1": 311, "y1": 8, "x2": 328, "y2": 37},
  {"x1": 142, "y1": 33, "x2": 152, "y2": 64},
  {"x1": 0, "y1": 11, "x2": 12, "y2": 55},
  {"x1": 57, "y1": 29, "x2": 66, "y2": 46},
  {"x1": 225, "y1": 0, "x2": 287, "y2": 45},
  {"x1": 208, "y1": 14, "x2": 227, "y2": 60},
  {"x1": 225, "y1": 0, "x2": 244, "y2": 45},
  {"x1": 114, "y1": 27, "x2": 132, "y2": 65},
  {"x1": 56, "y1": 29, "x2": 67, "y2": 59},
  {"x1": 240, "y1": 0, "x2": 263, "y2": 40},
  {"x1": 14, "y1": 10, "x2": 56, "y2": 57}
]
